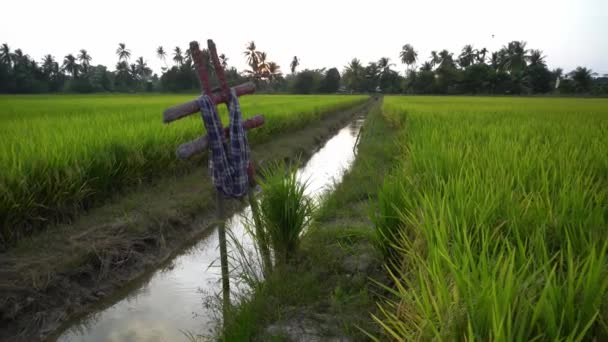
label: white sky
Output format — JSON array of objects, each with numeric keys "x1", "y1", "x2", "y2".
[{"x1": 1, "y1": 0, "x2": 607, "y2": 76}]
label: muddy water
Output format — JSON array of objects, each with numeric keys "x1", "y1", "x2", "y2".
[{"x1": 56, "y1": 116, "x2": 366, "y2": 342}]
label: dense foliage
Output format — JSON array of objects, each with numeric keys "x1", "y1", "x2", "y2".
[{"x1": 1, "y1": 41, "x2": 606, "y2": 95}]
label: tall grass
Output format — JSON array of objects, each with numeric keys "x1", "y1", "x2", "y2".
[
  {"x1": 373, "y1": 96, "x2": 608, "y2": 340},
  {"x1": 253, "y1": 161, "x2": 316, "y2": 266},
  {"x1": 0, "y1": 94, "x2": 366, "y2": 245}
]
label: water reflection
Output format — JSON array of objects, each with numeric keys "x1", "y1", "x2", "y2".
[{"x1": 57, "y1": 115, "x2": 366, "y2": 342}]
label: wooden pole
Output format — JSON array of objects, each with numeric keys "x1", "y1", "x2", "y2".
[
  {"x1": 216, "y1": 191, "x2": 230, "y2": 320},
  {"x1": 163, "y1": 39, "x2": 265, "y2": 325}
]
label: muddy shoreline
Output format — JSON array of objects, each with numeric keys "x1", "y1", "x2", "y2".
[{"x1": 0, "y1": 98, "x2": 374, "y2": 342}]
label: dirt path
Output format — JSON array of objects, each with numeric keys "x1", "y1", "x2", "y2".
[{"x1": 0, "y1": 98, "x2": 375, "y2": 342}]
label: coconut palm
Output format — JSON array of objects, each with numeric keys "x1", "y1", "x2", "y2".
[
  {"x1": 135, "y1": 56, "x2": 152, "y2": 79},
  {"x1": 12, "y1": 49, "x2": 25, "y2": 65},
  {"x1": 343, "y1": 58, "x2": 365, "y2": 92},
  {"x1": 438, "y1": 50, "x2": 455, "y2": 70},
  {"x1": 41, "y1": 54, "x2": 58, "y2": 76},
  {"x1": 116, "y1": 43, "x2": 131, "y2": 62},
  {"x1": 62, "y1": 54, "x2": 79, "y2": 77},
  {"x1": 129, "y1": 64, "x2": 139, "y2": 79},
  {"x1": 219, "y1": 53, "x2": 228, "y2": 68},
  {"x1": 399, "y1": 44, "x2": 418, "y2": 70},
  {"x1": 499, "y1": 41, "x2": 529, "y2": 73},
  {"x1": 290, "y1": 56, "x2": 299, "y2": 74},
  {"x1": 184, "y1": 48, "x2": 193, "y2": 64},
  {"x1": 477, "y1": 47, "x2": 488, "y2": 64},
  {"x1": 1, "y1": 43, "x2": 11, "y2": 66},
  {"x1": 115, "y1": 60, "x2": 130, "y2": 77},
  {"x1": 267, "y1": 62, "x2": 282, "y2": 82},
  {"x1": 257, "y1": 51, "x2": 269, "y2": 76},
  {"x1": 528, "y1": 49, "x2": 546, "y2": 67},
  {"x1": 569, "y1": 66, "x2": 594, "y2": 92},
  {"x1": 365, "y1": 62, "x2": 381, "y2": 91},
  {"x1": 458, "y1": 44, "x2": 476, "y2": 68},
  {"x1": 429, "y1": 51, "x2": 440, "y2": 68},
  {"x1": 378, "y1": 57, "x2": 395, "y2": 78},
  {"x1": 490, "y1": 52, "x2": 499, "y2": 70},
  {"x1": 77, "y1": 49, "x2": 92, "y2": 73},
  {"x1": 419, "y1": 61, "x2": 433, "y2": 72},
  {"x1": 243, "y1": 41, "x2": 260, "y2": 71},
  {"x1": 156, "y1": 46, "x2": 167, "y2": 68},
  {"x1": 173, "y1": 46, "x2": 183, "y2": 66}
]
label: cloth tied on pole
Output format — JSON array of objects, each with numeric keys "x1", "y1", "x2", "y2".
[{"x1": 198, "y1": 88, "x2": 250, "y2": 198}]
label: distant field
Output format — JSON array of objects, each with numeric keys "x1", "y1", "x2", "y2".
[
  {"x1": 0, "y1": 94, "x2": 367, "y2": 244},
  {"x1": 375, "y1": 96, "x2": 608, "y2": 340}
]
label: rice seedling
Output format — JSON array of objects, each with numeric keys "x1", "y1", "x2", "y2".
[
  {"x1": 372, "y1": 96, "x2": 608, "y2": 340},
  {"x1": 0, "y1": 94, "x2": 366, "y2": 245}
]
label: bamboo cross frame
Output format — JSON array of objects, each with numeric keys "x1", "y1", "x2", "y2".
[{"x1": 162, "y1": 39, "x2": 265, "y2": 319}]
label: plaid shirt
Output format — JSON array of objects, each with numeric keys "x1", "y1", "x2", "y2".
[{"x1": 198, "y1": 88, "x2": 250, "y2": 198}]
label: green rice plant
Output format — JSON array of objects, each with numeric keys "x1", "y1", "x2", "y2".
[
  {"x1": 0, "y1": 94, "x2": 366, "y2": 246},
  {"x1": 254, "y1": 161, "x2": 316, "y2": 266},
  {"x1": 371, "y1": 96, "x2": 608, "y2": 340}
]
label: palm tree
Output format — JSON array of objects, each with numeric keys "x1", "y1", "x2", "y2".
[
  {"x1": 267, "y1": 62, "x2": 282, "y2": 82},
  {"x1": 419, "y1": 61, "x2": 433, "y2": 72},
  {"x1": 115, "y1": 60, "x2": 130, "y2": 78},
  {"x1": 173, "y1": 46, "x2": 183, "y2": 66},
  {"x1": 477, "y1": 47, "x2": 488, "y2": 64},
  {"x1": 378, "y1": 57, "x2": 395, "y2": 76},
  {"x1": 219, "y1": 53, "x2": 228, "y2": 68},
  {"x1": 490, "y1": 52, "x2": 499, "y2": 70},
  {"x1": 458, "y1": 44, "x2": 476, "y2": 68},
  {"x1": 1, "y1": 43, "x2": 11, "y2": 66},
  {"x1": 290, "y1": 56, "x2": 299, "y2": 74},
  {"x1": 62, "y1": 54, "x2": 79, "y2": 77},
  {"x1": 42, "y1": 54, "x2": 58, "y2": 76},
  {"x1": 12, "y1": 49, "x2": 25, "y2": 65},
  {"x1": 243, "y1": 41, "x2": 260, "y2": 71},
  {"x1": 499, "y1": 41, "x2": 529, "y2": 74},
  {"x1": 116, "y1": 43, "x2": 131, "y2": 62},
  {"x1": 528, "y1": 49, "x2": 546, "y2": 67},
  {"x1": 569, "y1": 66, "x2": 594, "y2": 92},
  {"x1": 129, "y1": 64, "x2": 138, "y2": 79},
  {"x1": 184, "y1": 48, "x2": 193, "y2": 65},
  {"x1": 257, "y1": 51, "x2": 269, "y2": 78},
  {"x1": 399, "y1": 44, "x2": 418, "y2": 71},
  {"x1": 429, "y1": 51, "x2": 440, "y2": 68},
  {"x1": 438, "y1": 50, "x2": 456, "y2": 70},
  {"x1": 343, "y1": 58, "x2": 364, "y2": 92},
  {"x1": 135, "y1": 56, "x2": 152, "y2": 79},
  {"x1": 156, "y1": 46, "x2": 167, "y2": 68},
  {"x1": 77, "y1": 49, "x2": 92, "y2": 73}
]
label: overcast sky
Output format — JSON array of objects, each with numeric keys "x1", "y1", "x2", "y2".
[{"x1": 2, "y1": 0, "x2": 607, "y2": 76}]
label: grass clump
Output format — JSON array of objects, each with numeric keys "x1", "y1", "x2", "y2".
[
  {"x1": 253, "y1": 161, "x2": 316, "y2": 266},
  {"x1": 372, "y1": 96, "x2": 608, "y2": 341}
]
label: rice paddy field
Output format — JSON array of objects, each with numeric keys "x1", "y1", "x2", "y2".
[
  {"x1": 0, "y1": 94, "x2": 367, "y2": 245},
  {"x1": 374, "y1": 96, "x2": 608, "y2": 340}
]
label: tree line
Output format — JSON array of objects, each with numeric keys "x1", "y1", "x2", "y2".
[{"x1": 0, "y1": 40, "x2": 606, "y2": 95}]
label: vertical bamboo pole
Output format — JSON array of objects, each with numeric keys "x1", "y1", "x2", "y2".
[{"x1": 216, "y1": 192, "x2": 230, "y2": 320}]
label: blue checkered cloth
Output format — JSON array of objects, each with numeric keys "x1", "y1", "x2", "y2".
[{"x1": 198, "y1": 88, "x2": 250, "y2": 198}]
